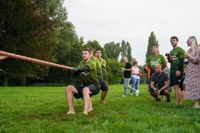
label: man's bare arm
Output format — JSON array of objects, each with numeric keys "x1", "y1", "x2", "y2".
[
  {"x1": 159, "y1": 81, "x2": 170, "y2": 92},
  {"x1": 0, "y1": 56, "x2": 8, "y2": 61}
]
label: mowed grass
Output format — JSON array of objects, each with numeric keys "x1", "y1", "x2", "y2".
[{"x1": 0, "y1": 85, "x2": 200, "y2": 133}]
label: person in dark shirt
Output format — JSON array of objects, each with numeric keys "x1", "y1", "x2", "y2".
[
  {"x1": 122, "y1": 56, "x2": 132, "y2": 97},
  {"x1": 150, "y1": 64, "x2": 171, "y2": 102}
]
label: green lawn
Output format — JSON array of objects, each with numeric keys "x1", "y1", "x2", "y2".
[{"x1": 0, "y1": 85, "x2": 200, "y2": 133}]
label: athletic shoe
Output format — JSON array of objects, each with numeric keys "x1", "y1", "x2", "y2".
[
  {"x1": 122, "y1": 94, "x2": 126, "y2": 97},
  {"x1": 156, "y1": 98, "x2": 161, "y2": 102},
  {"x1": 166, "y1": 99, "x2": 171, "y2": 102},
  {"x1": 135, "y1": 90, "x2": 139, "y2": 96}
]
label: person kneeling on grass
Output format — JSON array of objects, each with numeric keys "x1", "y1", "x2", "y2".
[
  {"x1": 65, "y1": 48, "x2": 100, "y2": 115},
  {"x1": 150, "y1": 64, "x2": 171, "y2": 102}
]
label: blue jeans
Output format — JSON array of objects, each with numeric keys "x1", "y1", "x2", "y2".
[
  {"x1": 123, "y1": 78, "x2": 131, "y2": 96},
  {"x1": 131, "y1": 77, "x2": 140, "y2": 93}
]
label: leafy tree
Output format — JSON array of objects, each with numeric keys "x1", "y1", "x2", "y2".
[
  {"x1": 84, "y1": 40, "x2": 106, "y2": 58},
  {"x1": 121, "y1": 40, "x2": 132, "y2": 62},
  {"x1": 145, "y1": 32, "x2": 159, "y2": 61},
  {"x1": 104, "y1": 42, "x2": 121, "y2": 60},
  {"x1": 0, "y1": 0, "x2": 68, "y2": 85},
  {"x1": 126, "y1": 41, "x2": 132, "y2": 62},
  {"x1": 106, "y1": 59, "x2": 123, "y2": 84}
]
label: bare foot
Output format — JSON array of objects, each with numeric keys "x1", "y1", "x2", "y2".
[
  {"x1": 83, "y1": 111, "x2": 88, "y2": 115},
  {"x1": 88, "y1": 108, "x2": 93, "y2": 113},
  {"x1": 100, "y1": 101, "x2": 107, "y2": 104},
  {"x1": 193, "y1": 102, "x2": 200, "y2": 109},
  {"x1": 66, "y1": 111, "x2": 75, "y2": 115}
]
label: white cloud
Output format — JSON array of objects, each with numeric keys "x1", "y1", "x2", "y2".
[{"x1": 64, "y1": 0, "x2": 200, "y2": 65}]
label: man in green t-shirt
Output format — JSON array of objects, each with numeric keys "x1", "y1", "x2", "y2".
[
  {"x1": 167, "y1": 36, "x2": 185, "y2": 105},
  {"x1": 65, "y1": 48, "x2": 100, "y2": 115},
  {"x1": 95, "y1": 50, "x2": 109, "y2": 104},
  {"x1": 146, "y1": 46, "x2": 167, "y2": 76}
]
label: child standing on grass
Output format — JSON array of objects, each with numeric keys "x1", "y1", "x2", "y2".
[{"x1": 131, "y1": 61, "x2": 141, "y2": 96}]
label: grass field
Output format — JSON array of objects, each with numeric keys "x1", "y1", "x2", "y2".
[{"x1": 0, "y1": 85, "x2": 200, "y2": 133}]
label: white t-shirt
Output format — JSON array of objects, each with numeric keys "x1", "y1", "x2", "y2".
[{"x1": 131, "y1": 66, "x2": 140, "y2": 79}]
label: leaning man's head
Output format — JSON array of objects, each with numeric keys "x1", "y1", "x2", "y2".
[{"x1": 82, "y1": 48, "x2": 91, "y2": 61}]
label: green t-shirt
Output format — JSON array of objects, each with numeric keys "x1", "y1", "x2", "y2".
[
  {"x1": 170, "y1": 47, "x2": 185, "y2": 74},
  {"x1": 91, "y1": 56, "x2": 102, "y2": 78},
  {"x1": 147, "y1": 54, "x2": 167, "y2": 75},
  {"x1": 78, "y1": 59, "x2": 100, "y2": 86},
  {"x1": 98, "y1": 58, "x2": 107, "y2": 74}
]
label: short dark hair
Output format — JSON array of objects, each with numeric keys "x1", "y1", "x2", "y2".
[
  {"x1": 152, "y1": 45, "x2": 159, "y2": 48},
  {"x1": 170, "y1": 36, "x2": 179, "y2": 41},
  {"x1": 83, "y1": 48, "x2": 91, "y2": 53},
  {"x1": 132, "y1": 61, "x2": 138, "y2": 65},
  {"x1": 96, "y1": 50, "x2": 101, "y2": 53}
]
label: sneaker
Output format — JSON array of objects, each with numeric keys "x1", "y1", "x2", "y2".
[
  {"x1": 135, "y1": 90, "x2": 139, "y2": 96},
  {"x1": 156, "y1": 98, "x2": 161, "y2": 102},
  {"x1": 122, "y1": 94, "x2": 126, "y2": 97},
  {"x1": 166, "y1": 99, "x2": 171, "y2": 102}
]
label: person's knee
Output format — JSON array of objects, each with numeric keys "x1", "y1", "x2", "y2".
[
  {"x1": 164, "y1": 90, "x2": 170, "y2": 95},
  {"x1": 82, "y1": 87, "x2": 90, "y2": 95},
  {"x1": 173, "y1": 85, "x2": 179, "y2": 90},
  {"x1": 66, "y1": 85, "x2": 74, "y2": 93},
  {"x1": 102, "y1": 91, "x2": 107, "y2": 95}
]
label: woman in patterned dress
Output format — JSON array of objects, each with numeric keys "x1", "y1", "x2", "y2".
[{"x1": 184, "y1": 36, "x2": 200, "y2": 108}]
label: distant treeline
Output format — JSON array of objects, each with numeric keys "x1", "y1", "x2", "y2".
[{"x1": 0, "y1": 1, "x2": 160, "y2": 86}]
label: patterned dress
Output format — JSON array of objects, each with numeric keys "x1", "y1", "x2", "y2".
[{"x1": 184, "y1": 47, "x2": 200, "y2": 100}]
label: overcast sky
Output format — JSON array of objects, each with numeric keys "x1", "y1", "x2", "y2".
[{"x1": 64, "y1": 0, "x2": 199, "y2": 65}]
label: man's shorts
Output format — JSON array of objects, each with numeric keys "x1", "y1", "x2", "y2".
[
  {"x1": 170, "y1": 73, "x2": 184, "y2": 91},
  {"x1": 74, "y1": 84, "x2": 99, "y2": 99},
  {"x1": 99, "y1": 78, "x2": 109, "y2": 92},
  {"x1": 149, "y1": 87, "x2": 171, "y2": 95}
]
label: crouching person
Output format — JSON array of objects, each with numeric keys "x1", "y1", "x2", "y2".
[
  {"x1": 65, "y1": 48, "x2": 100, "y2": 115},
  {"x1": 150, "y1": 64, "x2": 171, "y2": 102}
]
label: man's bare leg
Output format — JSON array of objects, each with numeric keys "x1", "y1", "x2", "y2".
[
  {"x1": 82, "y1": 87, "x2": 91, "y2": 115},
  {"x1": 65, "y1": 85, "x2": 77, "y2": 115},
  {"x1": 88, "y1": 98, "x2": 93, "y2": 112},
  {"x1": 100, "y1": 91, "x2": 107, "y2": 104},
  {"x1": 174, "y1": 85, "x2": 182, "y2": 104},
  {"x1": 194, "y1": 99, "x2": 200, "y2": 109},
  {"x1": 163, "y1": 90, "x2": 170, "y2": 102}
]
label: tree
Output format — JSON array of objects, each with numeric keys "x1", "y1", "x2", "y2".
[
  {"x1": 121, "y1": 40, "x2": 132, "y2": 62},
  {"x1": 106, "y1": 59, "x2": 123, "y2": 84},
  {"x1": 126, "y1": 41, "x2": 132, "y2": 62},
  {"x1": 84, "y1": 40, "x2": 106, "y2": 58},
  {"x1": 145, "y1": 32, "x2": 159, "y2": 61},
  {"x1": 0, "y1": 0, "x2": 69, "y2": 85},
  {"x1": 104, "y1": 42, "x2": 121, "y2": 60}
]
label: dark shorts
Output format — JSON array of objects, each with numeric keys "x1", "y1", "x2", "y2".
[
  {"x1": 149, "y1": 87, "x2": 171, "y2": 95},
  {"x1": 74, "y1": 84, "x2": 99, "y2": 99},
  {"x1": 99, "y1": 78, "x2": 109, "y2": 92},
  {"x1": 170, "y1": 73, "x2": 185, "y2": 90}
]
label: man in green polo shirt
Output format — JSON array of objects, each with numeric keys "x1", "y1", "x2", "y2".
[
  {"x1": 95, "y1": 50, "x2": 109, "y2": 104},
  {"x1": 65, "y1": 48, "x2": 100, "y2": 115},
  {"x1": 168, "y1": 36, "x2": 185, "y2": 104}
]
